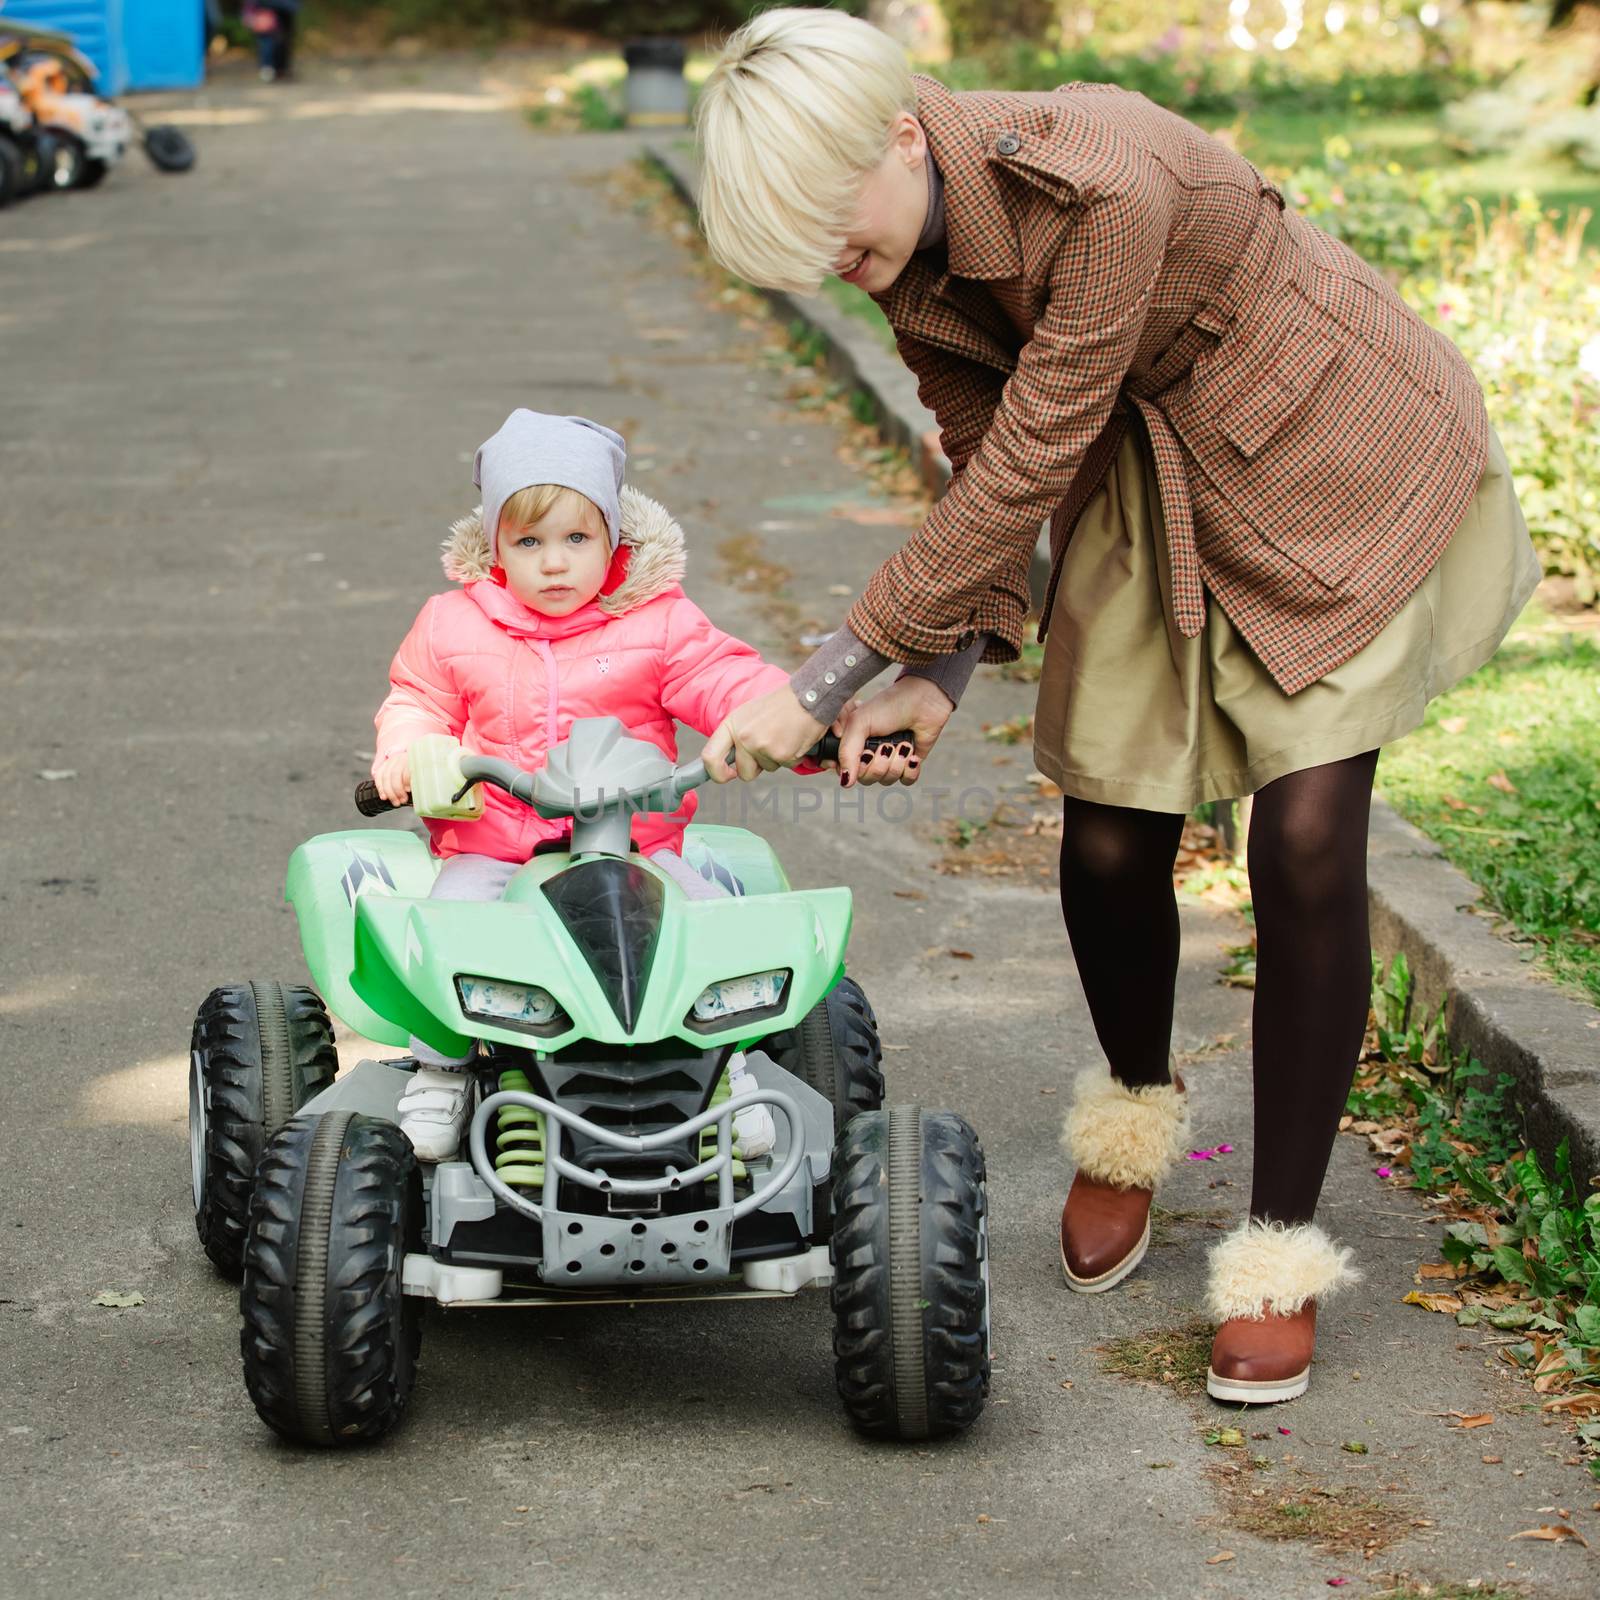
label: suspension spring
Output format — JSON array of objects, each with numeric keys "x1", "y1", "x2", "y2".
[{"x1": 493, "y1": 1068, "x2": 546, "y2": 1190}]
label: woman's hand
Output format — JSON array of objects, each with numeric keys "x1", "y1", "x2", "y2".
[
  {"x1": 837, "y1": 675, "x2": 954, "y2": 787},
  {"x1": 702, "y1": 686, "x2": 829, "y2": 783},
  {"x1": 372, "y1": 750, "x2": 411, "y2": 807}
]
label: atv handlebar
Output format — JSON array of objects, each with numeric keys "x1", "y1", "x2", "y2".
[{"x1": 353, "y1": 729, "x2": 915, "y2": 818}]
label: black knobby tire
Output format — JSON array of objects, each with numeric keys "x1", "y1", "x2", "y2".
[
  {"x1": 0, "y1": 135, "x2": 20, "y2": 207},
  {"x1": 240, "y1": 1112, "x2": 422, "y2": 1447},
  {"x1": 47, "y1": 133, "x2": 86, "y2": 190},
  {"x1": 830, "y1": 1105, "x2": 990, "y2": 1441},
  {"x1": 143, "y1": 124, "x2": 195, "y2": 173},
  {"x1": 773, "y1": 975, "x2": 885, "y2": 1137},
  {"x1": 190, "y1": 981, "x2": 338, "y2": 1276},
  {"x1": 770, "y1": 976, "x2": 884, "y2": 1241}
]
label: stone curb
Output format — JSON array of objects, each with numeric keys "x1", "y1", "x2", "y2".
[
  {"x1": 1367, "y1": 797, "x2": 1600, "y2": 1185},
  {"x1": 644, "y1": 137, "x2": 1053, "y2": 601},
  {"x1": 646, "y1": 139, "x2": 1600, "y2": 1186}
]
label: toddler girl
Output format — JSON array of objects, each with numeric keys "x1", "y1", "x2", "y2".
[{"x1": 372, "y1": 409, "x2": 813, "y2": 1159}]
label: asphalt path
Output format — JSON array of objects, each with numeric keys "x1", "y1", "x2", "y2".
[{"x1": 1, "y1": 59, "x2": 1590, "y2": 1600}]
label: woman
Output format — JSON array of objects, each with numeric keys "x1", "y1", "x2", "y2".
[{"x1": 695, "y1": 9, "x2": 1536, "y2": 1404}]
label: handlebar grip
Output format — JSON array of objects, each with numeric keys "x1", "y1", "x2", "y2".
[
  {"x1": 354, "y1": 780, "x2": 401, "y2": 817},
  {"x1": 808, "y1": 728, "x2": 917, "y2": 766}
]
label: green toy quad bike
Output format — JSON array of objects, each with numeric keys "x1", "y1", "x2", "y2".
[{"x1": 188, "y1": 716, "x2": 990, "y2": 1446}]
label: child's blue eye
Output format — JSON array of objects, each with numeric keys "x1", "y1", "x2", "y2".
[{"x1": 567, "y1": 531, "x2": 590, "y2": 544}]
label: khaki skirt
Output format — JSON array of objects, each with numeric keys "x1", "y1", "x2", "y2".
[{"x1": 1032, "y1": 425, "x2": 1541, "y2": 811}]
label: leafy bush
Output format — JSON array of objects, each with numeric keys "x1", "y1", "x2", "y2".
[
  {"x1": 1279, "y1": 136, "x2": 1464, "y2": 272},
  {"x1": 932, "y1": 40, "x2": 1472, "y2": 122},
  {"x1": 315, "y1": 0, "x2": 865, "y2": 42},
  {"x1": 1403, "y1": 194, "x2": 1600, "y2": 599}
]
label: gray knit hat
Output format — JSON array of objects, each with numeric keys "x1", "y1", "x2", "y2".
[{"x1": 473, "y1": 409, "x2": 627, "y2": 563}]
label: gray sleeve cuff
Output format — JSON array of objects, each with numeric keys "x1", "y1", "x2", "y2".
[
  {"x1": 898, "y1": 632, "x2": 989, "y2": 710},
  {"x1": 787, "y1": 625, "x2": 891, "y2": 728}
]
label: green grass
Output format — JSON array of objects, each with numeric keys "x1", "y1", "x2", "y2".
[
  {"x1": 818, "y1": 277, "x2": 898, "y2": 353},
  {"x1": 1377, "y1": 605, "x2": 1600, "y2": 1006},
  {"x1": 1225, "y1": 106, "x2": 1600, "y2": 235}
]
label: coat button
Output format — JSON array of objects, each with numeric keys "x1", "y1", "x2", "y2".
[
  {"x1": 995, "y1": 132, "x2": 1020, "y2": 156},
  {"x1": 823, "y1": 671, "x2": 837, "y2": 685},
  {"x1": 804, "y1": 689, "x2": 818, "y2": 704}
]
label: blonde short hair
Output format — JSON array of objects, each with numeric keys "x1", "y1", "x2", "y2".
[
  {"x1": 498, "y1": 483, "x2": 604, "y2": 536},
  {"x1": 695, "y1": 7, "x2": 915, "y2": 295}
]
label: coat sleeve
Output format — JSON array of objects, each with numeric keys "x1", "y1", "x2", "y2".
[
  {"x1": 657, "y1": 600, "x2": 823, "y2": 774},
  {"x1": 848, "y1": 179, "x2": 1176, "y2": 665},
  {"x1": 373, "y1": 595, "x2": 470, "y2": 760}
]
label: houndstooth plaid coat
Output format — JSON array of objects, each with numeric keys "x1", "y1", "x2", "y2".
[{"x1": 850, "y1": 76, "x2": 1489, "y2": 696}]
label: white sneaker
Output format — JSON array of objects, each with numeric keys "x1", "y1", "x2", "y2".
[
  {"x1": 397, "y1": 1067, "x2": 475, "y2": 1162},
  {"x1": 727, "y1": 1054, "x2": 776, "y2": 1159}
]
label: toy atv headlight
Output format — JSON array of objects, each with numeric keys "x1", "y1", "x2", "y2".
[
  {"x1": 456, "y1": 975, "x2": 569, "y2": 1038},
  {"x1": 687, "y1": 968, "x2": 789, "y2": 1029}
]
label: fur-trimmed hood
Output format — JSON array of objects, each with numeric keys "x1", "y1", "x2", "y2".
[{"x1": 440, "y1": 483, "x2": 687, "y2": 619}]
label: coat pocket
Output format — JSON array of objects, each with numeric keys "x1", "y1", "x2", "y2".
[
  {"x1": 1215, "y1": 325, "x2": 1342, "y2": 458},
  {"x1": 1174, "y1": 295, "x2": 1449, "y2": 593}
]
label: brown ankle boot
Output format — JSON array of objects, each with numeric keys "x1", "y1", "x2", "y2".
[
  {"x1": 1060, "y1": 1173, "x2": 1153, "y2": 1292},
  {"x1": 1204, "y1": 1222, "x2": 1358, "y2": 1404},
  {"x1": 1058, "y1": 1065, "x2": 1187, "y2": 1295},
  {"x1": 1208, "y1": 1302, "x2": 1318, "y2": 1403}
]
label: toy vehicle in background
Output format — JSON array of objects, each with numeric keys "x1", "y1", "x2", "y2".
[
  {"x1": 0, "y1": 60, "x2": 44, "y2": 203},
  {"x1": 0, "y1": 20, "x2": 193, "y2": 191}
]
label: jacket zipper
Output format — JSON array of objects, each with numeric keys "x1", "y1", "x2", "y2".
[{"x1": 534, "y1": 638, "x2": 559, "y2": 748}]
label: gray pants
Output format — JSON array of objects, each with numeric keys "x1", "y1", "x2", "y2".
[{"x1": 410, "y1": 849, "x2": 734, "y2": 1065}]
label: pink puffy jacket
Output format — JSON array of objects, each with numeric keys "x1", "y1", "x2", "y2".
[{"x1": 375, "y1": 487, "x2": 804, "y2": 862}]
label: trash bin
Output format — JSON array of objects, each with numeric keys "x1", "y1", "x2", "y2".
[{"x1": 623, "y1": 37, "x2": 688, "y2": 129}]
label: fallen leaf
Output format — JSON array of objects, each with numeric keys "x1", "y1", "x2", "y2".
[
  {"x1": 1206, "y1": 1552, "x2": 1235, "y2": 1565},
  {"x1": 91, "y1": 1290, "x2": 144, "y2": 1308},
  {"x1": 1487, "y1": 771, "x2": 1518, "y2": 794},
  {"x1": 1059, "y1": 1379, "x2": 1073, "y2": 1390},
  {"x1": 1542, "y1": 1393, "x2": 1600, "y2": 1416},
  {"x1": 1439, "y1": 716, "x2": 1468, "y2": 734},
  {"x1": 892, "y1": 889, "x2": 926, "y2": 901},
  {"x1": 1327, "y1": 1581, "x2": 1352, "y2": 1589},
  {"x1": 1149, "y1": 1461, "x2": 1175, "y2": 1469},
  {"x1": 1446, "y1": 1411, "x2": 1494, "y2": 1429},
  {"x1": 976, "y1": 1513, "x2": 991, "y2": 1524},
  {"x1": 1481, "y1": 1454, "x2": 1503, "y2": 1464},
  {"x1": 1403, "y1": 1290, "x2": 1465, "y2": 1314},
  {"x1": 1341, "y1": 1440, "x2": 1369, "y2": 1455},
  {"x1": 1417, "y1": 1262, "x2": 1461, "y2": 1280},
  {"x1": 948, "y1": 949, "x2": 975, "y2": 960},
  {"x1": 1510, "y1": 1525, "x2": 1587, "y2": 1546},
  {"x1": 1205, "y1": 1427, "x2": 1246, "y2": 1448}
]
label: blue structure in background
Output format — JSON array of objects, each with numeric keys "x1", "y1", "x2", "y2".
[{"x1": 0, "y1": 0, "x2": 203, "y2": 93}]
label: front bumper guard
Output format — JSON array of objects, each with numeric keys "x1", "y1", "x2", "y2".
[{"x1": 466, "y1": 1086, "x2": 807, "y2": 1287}]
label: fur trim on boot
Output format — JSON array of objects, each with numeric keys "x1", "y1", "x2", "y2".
[
  {"x1": 1059, "y1": 1064, "x2": 1189, "y2": 1191},
  {"x1": 1206, "y1": 1221, "x2": 1359, "y2": 1322}
]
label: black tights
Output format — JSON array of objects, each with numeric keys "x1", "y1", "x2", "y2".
[{"x1": 1058, "y1": 750, "x2": 1380, "y2": 1226}]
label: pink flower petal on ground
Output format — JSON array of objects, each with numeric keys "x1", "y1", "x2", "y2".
[
  {"x1": 1216, "y1": 1144, "x2": 1234, "y2": 1154},
  {"x1": 1278, "y1": 1426, "x2": 1291, "y2": 1435},
  {"x1": 1375, "y1": 1166, "x2": 1393, "y2": 1178},
  {"x1": 1186, "y1": 1149, "x2": 1213, "y2": 1161},
  {"x1": 1328, "y1": 1580, "x2": 1351, "y2": 1589}
]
